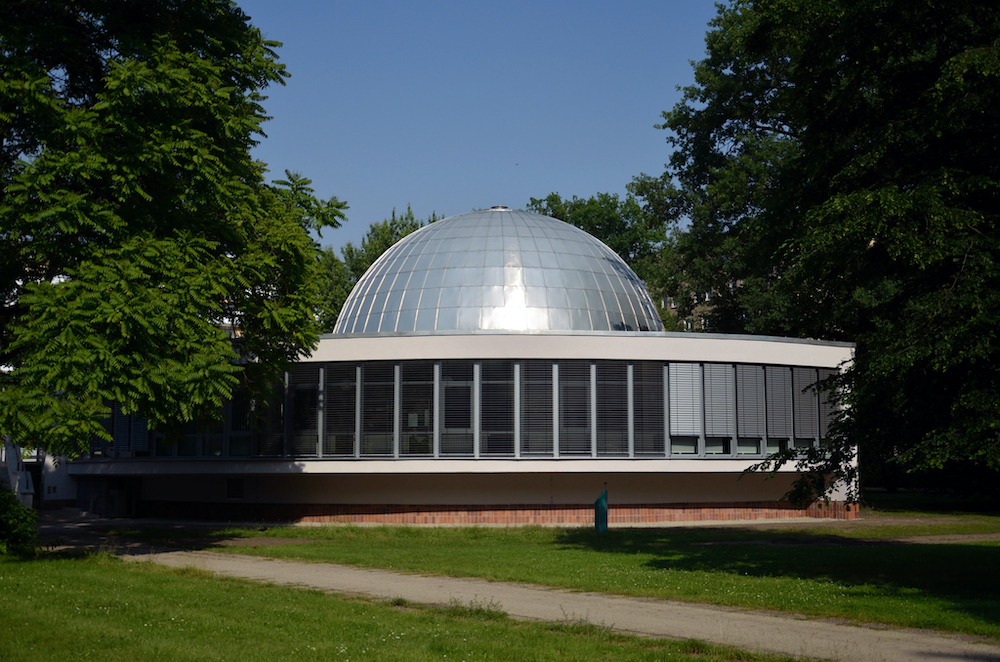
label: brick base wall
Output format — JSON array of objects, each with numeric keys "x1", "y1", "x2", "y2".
[{"x1": 141, "y1": 500, "x2": 858, "y2": 524}]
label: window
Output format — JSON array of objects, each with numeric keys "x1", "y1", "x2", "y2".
[
  {"x1": 290, "y1": 364, "x2": 320, "y2": 456},
  {"x1": 441, "y1": 360, "x2": 474, "y2": 455},
  {"x1": 521, "y1": 360, "x2": 553, "y2": 456},
  {"x1": 793, "y1": 367, "x2": 820, "y2": 441},
  {"x1": 559, "y1": 360, "x2": 591, "y2": 455},
  {"x1": 703, "y1": 363, "x2": 735, "y2": 441},
  {"x1": 633, "y1": 361, "x2": 665, "y2": 456},
  {"x1": 228, "y1": 389, "x2": 253, "y2": 457},
  {"x1": 324, "y1": 364, "x2": 357, "y2": 456},
  {"x1": 765, "y1": 366, "x2": 792, "y2": 451},
  {"x1": 597, "y1": 361, "x2": 627, "y2": 456},
  {"x1": 256, "y1": 386, "x2": 285, "y2": 457},
  {"x1": 400, "y1": 361, "x2": 434, "y2": 455},
  {"x1": 669, "y1": 363, "x2": 701, "y2": 433},
  {"x1": 481, "y1": 360, "x2": 515, "y2": 456},
  {"x1": 361, "y1": 362, "x2": 394, "y2": 455}
]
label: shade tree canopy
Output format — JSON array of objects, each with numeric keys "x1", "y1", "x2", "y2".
[
  {"x1": 526, "y1": 192, "x2": 684, "y2": 329},
  {"x1": 526, "y1": 192, "x2": 662, "y2": 267},
  {"x1": 317, "y1": 206, "x2": 438, "y2": 332},
  {"x1": 0, "y1": 0, "x2": 336, "y2": 457},
  {"x1": 640, "y1": 0, "x2": 1000, "y2": 498}
]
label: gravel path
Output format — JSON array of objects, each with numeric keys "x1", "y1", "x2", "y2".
[{"x1": 127, "y1": 549, "x2": 1000, "y2": 662}]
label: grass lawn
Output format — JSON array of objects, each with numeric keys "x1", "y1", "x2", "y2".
[
  {"x1": 144, "y1": 497, "x2": 1000, "y2": 640},
  {"x1": 0, "y1": 552, "x2": 796, "y2": 662}
]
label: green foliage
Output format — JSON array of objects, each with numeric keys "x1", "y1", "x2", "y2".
[
  {"x1": 317, "y1": 205, "x2": 438, "y2": 332},
  {"x1": 642, "y1": 0, "x2": 1000, "y2": 496},
  {"x1": 526, "y1": 192, "x2": 662, "y2": 266},
  {"x1": 527, "y1": 192, "x2": 679, "y2": 327},
  {"x1": 0, "y1": 485, "x2": 37, "y2": 557},
  {"x1": 272, "y1": 170, "x2": 348, "y2": 237},
  {"x1": 0, "y1": 1, "x2": 328, "y2": 456}
]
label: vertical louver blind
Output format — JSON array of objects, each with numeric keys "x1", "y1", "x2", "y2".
[
  {"x1": 130, "y1": 415, "x2": 149, "y2": 452},
  {"x1": 290, "y1": 364, "x2": 320, "y2": 456},
  {"x1": 703, "y1": 363, "x2": 735, "y2": 437},
  {"x1": 633, "y1": 361, "x2": 665, "y2": 455},
  {"x1": 521, "y1": 360, "x2": 553, "y2": 455},
  {"x1": 441, "y1": 360, "x2": 474, "y2": 455},
  {"x1": 559, "y1": 360, "x2": 591, "y2": 455},
  {"x1": 668, "y1": 363, "x2": 701, "y2": 436},
  {"x1": 324, "y1": 364, "x2": 357, "y2": 456},
  {"x1": 766, "y1": 366, "x2": 792, "y2": 439},
  {"x1": 481, "y1": 359, "x2": 515, "y2": 455},
  {"x1": 256, "y1": 385, "x2": 285, "y2": 457},
  {"x1": 228, "y1": 389, "x2": 253, "y2": 457},
  {"x1": 400, "y1": 360, "x2": 434, "y2": 455},
  {"x1": 112, "y1": 403, "x2": 129, "y2": 452},
  {"x1": 793, "y1": 367, "x2": 819, "y2": 438},
  {"x1": 597, "y1": 361, "x2": 628, "y2": 456},
  {"x1": 736, "y1": 364, "x2": 766, "y2": 438},
  {"x1": 203, "y1": 419, "x2": 224, "y2": 457},
  {"x1": 362, "y1": 361, "x2": 394, "y2": 455},
  {"x1": 818, "y1": 368, "x2": 839, "y2": 437}
]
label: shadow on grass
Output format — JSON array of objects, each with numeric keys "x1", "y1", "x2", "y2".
[
  {"x1": 863, "y1": 490, "x2": 1000, "y2": 515},
  {"x1": 553, "y1": 525, "x2": 1000, "y2": 629}
]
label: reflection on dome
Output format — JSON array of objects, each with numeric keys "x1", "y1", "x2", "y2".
[{"x1": 333, "y1": 207, "x2": 664, "y2": 334}]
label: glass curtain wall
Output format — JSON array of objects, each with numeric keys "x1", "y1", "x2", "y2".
[{"x1": 118, "y1": 359, "x2": 838, "y2": 461}]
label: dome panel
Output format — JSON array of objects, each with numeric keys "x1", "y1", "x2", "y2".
[{"x1": 332, "y1": 208, "x2": 665, "y2": 334}]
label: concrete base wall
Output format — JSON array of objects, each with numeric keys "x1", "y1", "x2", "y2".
[
  {"x1": 140, "y1": 500, "x2": 857, "y2": 523},
  {"x1": 139, "y1": 471, "x2": 801, "y2": 506},
  {"x1": 132, "y1": 472, "x2": 857, "y2": 522}
]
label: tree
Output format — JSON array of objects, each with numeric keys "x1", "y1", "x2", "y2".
[
  {"x1": 643, "y1": 0, "x2": 1000, "y2": 498},
  {"x1": 0, "y1": 484, "x2": 37, "y2": 557},
  {"x1": 526, "y1": 192, "x2": 685, "y2": 328},
  {"x1": 272, "y1": 170, "x2": 348, "y2": 236},
  {"x1": 318, "y1": 206, "x2": 438, "y2": 332},
  {"x1": 526, "y1": 192, "x2": 661, "y2": 266},
  {"x1": 0, "y1": 1, "x2": 333, "y2": 457}
]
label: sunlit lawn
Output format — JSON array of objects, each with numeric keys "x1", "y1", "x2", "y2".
[
  {"x1": 1, "y1": 553, "x2": 796, "y2": 662},
  {"x1": 158, "y1": 497, "x2": 1000, "y2": 640}
]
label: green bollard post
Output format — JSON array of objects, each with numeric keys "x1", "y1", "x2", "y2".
[{"x1": 595, "y1": 488, "x2": 608, "y2": 533}]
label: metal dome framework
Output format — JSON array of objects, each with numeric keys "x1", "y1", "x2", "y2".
[{"x1": 333, "y1": 207, "x2": 664, "y2": 334}]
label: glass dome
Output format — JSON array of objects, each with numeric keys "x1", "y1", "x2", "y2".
[{"x1": 333, "y1": 207, "x2": 664, "y2": 334}]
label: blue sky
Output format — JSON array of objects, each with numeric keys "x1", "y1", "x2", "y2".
[{"x1": 237, "y1": 1, "x2": 720, "y2": 251}]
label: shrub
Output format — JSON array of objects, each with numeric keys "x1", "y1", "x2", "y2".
[{"x1": 0, "y1": 484, "x2": 38, "y2": 556}]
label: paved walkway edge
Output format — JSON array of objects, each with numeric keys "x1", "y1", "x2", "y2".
[{"x1": 126, "y1": 550, "x2": 1000, "y2": 662}]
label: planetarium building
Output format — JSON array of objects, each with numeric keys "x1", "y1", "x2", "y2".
[{"x1": 67, "y1": 207, "x2": 856, "y2": 524}]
